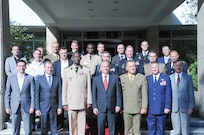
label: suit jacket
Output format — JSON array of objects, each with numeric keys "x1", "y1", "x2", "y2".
[
  {"x1": 53, "y1": 59, "x2": 73, "y2": 78},
  {"x1": 146, "y1": 74, "x2": 172, "y2": 115},
  {"x1": 166, "y1": 61, "x2": 188, "y2": 75},
  {"x1": 35, "y1": 75, "x2": 62, "y2": 113},
  {"x1": 111, "y1": 54, "x2": 125, "y2": 66},
  {"x1": 95, "y1": 63, "x2": 118, "y2": 76},
  {"x1": 158, "y1": 56, "x2": 171, "y2": 64},
  {"x1": 80, "y1": 54, "x2": 102, "y2": 76},
  {"x1": 144, "y1": 63, "x2": 166, "y2": 76},
  {"x1": 170, "y1": 72, "x2": 195, "y2": 113},
  {"x1": 134, "y1": 52, "x2": 150, "y2": 74},
  {"x1": 62, "y1": 65, "x2": 92, "y2": 110},
  {"x1": 4, "y1": 56, "x2": 17, "y2": 76},
  {"x1": 92, "y1": 74, "x2": 122, "y2": 112},
  {"x1": 119, "y1": 73, "x2": 148, "y2": 114},
  {"x1": 5, "y1": 74, "x2": 35, "y2": 114},
  {"x1": 118, "y1": 58, "x2": 129, "y2": 75}
]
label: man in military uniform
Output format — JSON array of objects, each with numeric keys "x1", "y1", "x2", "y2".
[
  {"x1": 80, "y1": 43, "x2": 101, "y2": 76},
  {"x1": 44, "y1": 42, "x2": 59, "y2": 62},
  {"x1": 119, "y1": 60, "x2": 148, "y2": 135},
  {"x1": 62, "y1": 51, "x2": 92, "y2": 135}
]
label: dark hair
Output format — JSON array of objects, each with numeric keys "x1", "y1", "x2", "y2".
[
  {"x1": 16, "y1": 59, "x2": 26, "y2": 65},
  {"x1": 173, "y1": 59, "x2": 183, "y2": 65}
]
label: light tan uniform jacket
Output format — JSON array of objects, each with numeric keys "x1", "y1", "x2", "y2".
[{"x1": 62, "y1": 65, "x2": 92, "y2": 110}]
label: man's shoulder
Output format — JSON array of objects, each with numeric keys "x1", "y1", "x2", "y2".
[{"x1": 5, "y1": 56, "x2": 14, "y2": 61}]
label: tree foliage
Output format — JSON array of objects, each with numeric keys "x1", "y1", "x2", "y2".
[{"x1": 10, "y1": 25, "x2": 34, "y2": 59}]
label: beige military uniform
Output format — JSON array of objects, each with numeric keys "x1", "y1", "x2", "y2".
[
  {"x1": 144, "y1": 63, "x2": 166, "y2": 76},
  {"x1": 44, "y1": 53, "x2": 59, "y2": 62},
  {"x1": 62, "y1": 65, "x2": 92, "y2": 135},
  {"x1": 120, "y1": 73, "x2": 148, "y2": 135},
  {"x1": 80, "y1": 54, "x2": 101, "y2": 76}
]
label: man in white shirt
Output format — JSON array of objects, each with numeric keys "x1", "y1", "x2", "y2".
[{"x1": 25, "y1": 49, "x2": 44, "y2": 81}]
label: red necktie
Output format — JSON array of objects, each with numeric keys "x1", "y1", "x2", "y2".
[{"x1": 104, "y1": 76, "x2": 108, "y2": 91}]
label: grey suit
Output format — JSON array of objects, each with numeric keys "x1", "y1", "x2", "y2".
[
  {"x1": 5, "y1": 74, "x2": 35, "y2": 135},
  {"x1": 5, "y1": 56, "x2": 17, "y2": 76},
  {"x1": 170, "y1": 72, "x2": 195, "y2": 135}
]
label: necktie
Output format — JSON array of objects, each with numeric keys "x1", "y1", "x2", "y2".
[
  {"x1": 177, "y1": 74, "x2": 180, "y2": 87},
  {"x1": 75, "y1": 66, "x2": 78, "y2": 73},
  {"x1": 90, "y1": 55, "x2": 92, "y2": 60},
  {"x1": 104, "y1": 76, "x2": 108, "y2": 91},
  {"x1": 154, "y1": 76, "x2": 157, "y2": 83},
  {"x1": 48, "y1": 76, "x2": 52, "y2": 88}
]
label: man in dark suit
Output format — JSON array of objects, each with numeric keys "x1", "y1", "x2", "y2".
[
  {"x1": 170, "y1": 59, "x2": 195, "y2": 135},
  {"x1": 95, "y1": 51, "x2": 118, "y2": 76},
  {"x1": 166, "y1": 50, "x2": 188, "y2": 75},
  {"x1": 53, "y1": 47, "x2": 72, "y2": 79},
  {"x1": 5, "y1": 60, "x2": 35, "y2": 135},
  {"x1": 53, "y1": 47, "x2": 72, "y2": 130},
  {"x1": 134, "y1": 40, "x2": 150, "y2": 74},
  {"x1": 118, "y1": 45, "x2": 134, "y2": 75},
  {"x1": 68, "y1": 40, "x2": 81, "y2": 59},
  {"x1": 111, "y1": 43, "x2": 125, "y2": 66},
  {"x1": 92, "y1": 61, "x2": 122, "y2": 135},
  {"x1": 157, "y1": 46, "x2": 171, "y2": 64},
  {"x1": 35, "y1": 61, "x2": 62, "y2": 135},
  {"x1": 146, "y1": 61, "x2": 172, "y2": 135}
]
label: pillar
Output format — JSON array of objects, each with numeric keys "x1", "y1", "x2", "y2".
[
  {"x1": 46, "y1": 26, "x2": 59, "y2": 54},
  {"x1": 0, "y1": 0, "x2": 10, "y2": 130},
  {"x1": 197, "y1": 1, "x2": 204, "y2": 119},
  {"x1": 146, "y1": 26, "x2": 160, "y2": 54}
]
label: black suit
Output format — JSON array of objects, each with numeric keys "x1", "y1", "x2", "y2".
[{"x1": 134, "y1": 52, "x2": 150, "y2": 74}]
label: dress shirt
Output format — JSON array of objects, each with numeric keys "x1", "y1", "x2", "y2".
[
  {"x1": 164, "y1": 56, "x2": 170, "y2": 64},
  {"x1": 45, "y1": 73, "x2": 53, "y2": 87},
  {"x1": 61, "y1": 59, "x2": 69, "y2": 78},
  {"x1": 102, "y1": 73, "x2": 109, "y2": 84},
  {"x1": 127, "y1": 57, "x2": 133, "y2": 61},
  {"x1": 25, "y1": 61, "x2": 44, "y2": 80},
  {"x1": 153, "y1": 73, "x2": 160, "y2": 82},
  {"x1": 142, "y1": 51, "x2": 149, "y2": 56},
  {"x1": 17, "y1": 73, "x2": 25, "y2": 92},
  {"x1": 119, "y1": 54, "x2": 125, "y2": 60},
  {"x1": 128, "y1": 73, "x2": 135, "y2": 81}
]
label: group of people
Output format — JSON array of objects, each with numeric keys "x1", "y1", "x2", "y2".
[{"x1": 4, "y1": 40, "x2": 195, "y2": 135}]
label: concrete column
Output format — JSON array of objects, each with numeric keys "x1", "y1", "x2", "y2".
[
  {"x1": 197, "y1": 1, "x2": 204, "y2": 119},
  {"x1": 146, "y1": 26, "x2": 159, "y2": 54},
  {"x1": 46, "y1": 26, "x2": 59, "y2": 54},
  {"x1": 0, "y1": 0, "x2": 10, "y2": 130}
]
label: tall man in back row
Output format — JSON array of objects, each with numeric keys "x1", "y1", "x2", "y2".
[{"x1": 119, "y1": 60, "x2": 148, "y2": 135}]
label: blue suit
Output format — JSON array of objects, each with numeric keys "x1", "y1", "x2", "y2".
[
  {"x1": 35, "y1": 75, "x2": 62, "y2": 135},
  {"x1": 92, "y1": 74, "x2": 122, "y2": 135},
  {"x1": 146, "y1": 74, "x2": 172, "y2": 135},
  {"x1": 170, "y1": 72, "x2": 195, "y2": 135},
  {"x1": 5, "y1": 74, "x2": 35, "y2": 135},
  {"x1": 134, "y1": 52, "x2": 150, "y2": 74},
  {"x1": 157, "y1": 56, "x2": 171, "y2": 64},
  {"x1": 53, "y1": 59, "x2": 73, "y2": 78},
  {"x1": 165, "y1": 61, "x2": 188, "y2": 75}
]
